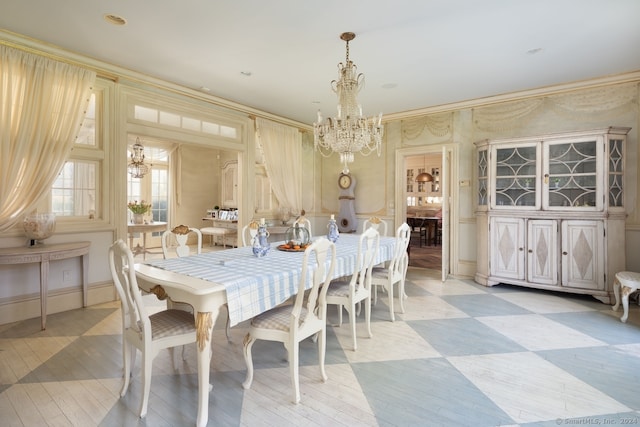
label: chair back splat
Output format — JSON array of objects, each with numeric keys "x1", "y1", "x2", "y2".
[
  {"x1": 362, "y1": 216, "x2": 388, "y2": 237},
  {"x1": 161, "y1": 225, "x2": 203, "y2": 259}
]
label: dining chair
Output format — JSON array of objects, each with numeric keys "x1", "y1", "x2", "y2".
[
  {"x1": 371, "y1": 222, "x2": 411, "y2": 322},
  {"x1": 241, "y1": 220, "x2": 260, "y2": 246},
  {"x1": 161, "y1": 225, "x2": 231, "y2": 340},
  {"x1": 325, "y1": 227, "x2": 380, "y2": 351},
  {"x1": 242, "y1": 237, "x2": 336, "y2": 404},
  {"x1": 108, "y1": 239, "x2": 198, "y2": 418},
  {"x1": 362, "y1": 216, "x2": 388, "y2": 237},
  {"x1": 161, "y1": 225, "x2": 202, "y2": 258}
]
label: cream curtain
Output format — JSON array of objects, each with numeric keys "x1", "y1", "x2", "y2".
[
  {"x1": 255, "y1": 117, "x2": 302, "y2": 213},
  {"x1": 0, "y1": 45, "x2": 95, "y2": 231}
]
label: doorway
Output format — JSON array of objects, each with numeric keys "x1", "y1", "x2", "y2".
[
  {"x1": 395, "y1": 145, "x2": 452, "y2": 280},
  {"x1": 405, "y1": 153, "x2": 442, "y2": 270}
]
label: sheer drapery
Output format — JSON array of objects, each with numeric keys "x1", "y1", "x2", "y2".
[
  {"x1": 0, "y1": 45, "x2": 96, "y2": 231},
  {"x1": 255, "y1": 117, "x2": 302, "y2": 214}
]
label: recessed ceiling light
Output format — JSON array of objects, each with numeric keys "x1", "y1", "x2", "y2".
[
  {"x1": 104, "y1": 14, "x2": 127, "y2": 26},
  {"x1": 240, "y1": 71, "x2": 252, "y2": 77},
  {"x1": 199, "y1": 86, "x2": 211, "y2": 92}
]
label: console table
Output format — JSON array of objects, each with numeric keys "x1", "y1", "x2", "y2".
[
  {"x1": 0, "y1": 241, "x2": 91, "y2": 330},
  {"x1": 127, "y1": 221, "x2": 168, "y2": 259}
]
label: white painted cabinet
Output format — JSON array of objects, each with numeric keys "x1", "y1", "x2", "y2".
[
  {"x1": 475, "y1": 127, "x2": 629, "y2": 303},
  {"x1": 221, "y1": 161, "x2": 237, "y2": 208}
]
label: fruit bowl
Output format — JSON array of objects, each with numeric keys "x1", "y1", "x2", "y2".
[{"x1": 23, "y1": 213, "x2": 56, "y2": 244}]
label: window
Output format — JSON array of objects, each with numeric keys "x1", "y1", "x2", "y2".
[
  {"x1": 133, "y1": 104, "x2": 239, "y2": 139},
  {"x1": 51, "y1": 161, "x2": 97, "y2": 216},
  {"x1": 127, "y1": 143, "x2": 169, "y2": 224},
  {"x1": 46, "y1": 91, "x2": 103, "y2": 219}
]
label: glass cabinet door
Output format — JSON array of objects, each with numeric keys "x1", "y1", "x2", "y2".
[
  {"x1": 543, "y1": 138, "x2": 602, "y2": 210},
  {"x1": 477, "y1": 148, "x2": 488, "y2": 207},
  {"x1": 608, "y1": 137, "x2": 624, "y2": 208},
  {"x1": 492, "y1": 143, "x2": 540, "y2": 209}
]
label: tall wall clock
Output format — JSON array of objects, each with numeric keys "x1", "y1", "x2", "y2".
[{"x1": 337, "y1": 172, "x2": 357, "y2": 232}]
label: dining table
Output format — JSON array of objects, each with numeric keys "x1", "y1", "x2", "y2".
[
  {"x1": 407, "y1": 216, "x2": 440, "y2": 246},
  {"x1": 134, "y1": 233, "x2": 397, "y2": 427}
]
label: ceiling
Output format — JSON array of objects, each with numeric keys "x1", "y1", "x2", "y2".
[{"x1": 2, "y1": 0, "x2": 640, "y2": 126}]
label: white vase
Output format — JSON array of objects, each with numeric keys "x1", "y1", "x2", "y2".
[{"x1": 133, "y1": 213, "x2": 144, "y2": 224}]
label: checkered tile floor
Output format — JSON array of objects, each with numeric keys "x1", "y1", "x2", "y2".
[{"x1": 2, "y1": 268, "x2": 640, "y2": 426}]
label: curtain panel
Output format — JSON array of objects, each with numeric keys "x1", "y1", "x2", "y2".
[
  {"x1": 255, "y1": 117, "x2": 302, "y2": 214},
  {"x1": 0, "y1": 45, "x2": 96, "y2": 232}
]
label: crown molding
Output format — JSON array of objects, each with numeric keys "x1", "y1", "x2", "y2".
[{"x1": 383, "y1": 70, "x2": 640, "y2": 122}]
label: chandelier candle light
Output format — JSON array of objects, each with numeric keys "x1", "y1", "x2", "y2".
[{"x1": 314, "y1": 32, "x2": 383, "y2": 173}]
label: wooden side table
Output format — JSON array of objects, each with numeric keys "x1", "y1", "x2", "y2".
[
  {"x1": 0, "y1": 241, "x2": 91, "y2": 330},
  {"x1": 127, "y1": 221, "x2": 168, "y2": 259}
]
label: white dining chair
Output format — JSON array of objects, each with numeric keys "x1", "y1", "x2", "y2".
[
  {"x1": 161, "y1": 225, "x2": 202, "y2": 258},
  {"x1": 241, "y1": 220, "x2": 260, "y2": 246},
  {"x1": 108, "y1": 239, "x2": 198, "y2": 418},
  {"x1": 371, "y1": 222, "x2": 411, "y2": 322},
  {"x1": 325, "y1": 227, "x2": 380, "y2": 351},
  {"x1": 161, "y1": 225, "x2": 231, "y2": 340},
  {"x1": 242, "y1": 237, "x2": 336, "y2": 404},
  {"x1": 362, "y1": 216, "x2": 388, "y2": 237}
]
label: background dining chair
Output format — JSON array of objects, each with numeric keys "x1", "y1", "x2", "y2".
[
  {"x1": 362, "y1": 216, "x2": 388, "y2": 237},
  {"x1": 242, "y1": 237, "x2": 336, "y2": 404},
  {"x1": 108, "y1": 239, "x2": 198, "y2": 418},
  {"x1": 161, "y1": 225, "x2": 231, "y2": 340},
  {"x1": 161, "y1": 225, "x2": 202, "y2": 258},
  {"x1": 371, "y1": 222, "x2": 411, "y2": 322},
  {"x1": 325, "y1": 227, "x2": 380, "y2": 351},
  {"x1": 241, "y1": 220, "x2": 260, "y2": 246}
]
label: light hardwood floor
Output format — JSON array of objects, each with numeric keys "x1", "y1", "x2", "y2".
[{"x1": 2, "y1": 246, "x2": 640, "y2": 426}]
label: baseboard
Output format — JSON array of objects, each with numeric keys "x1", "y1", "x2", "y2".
[{"x1": 0, "y1": 282, "x2": 116, "y2": 326}]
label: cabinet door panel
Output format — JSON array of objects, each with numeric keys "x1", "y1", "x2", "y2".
[
  {"x1": 527, "y1": 220, "x2": 557, "y2": 285},
  {"x1": 543, "y1": 138, "x2": 603, "y2": 210},
  {"x1": 221, "y1": 162, "x2": 237, "y2": 208},
  {"x1": 491, "y1": 143, "x2": 541, "y2": 210},
  {"x1": 561, "y1": 220, "x2": 604, "y2": 290},
  {"x1": 490, "y1": 217, "x2": 525, "y2": 280}
]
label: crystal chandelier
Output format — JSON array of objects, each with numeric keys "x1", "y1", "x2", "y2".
[
  {"x1": 127, "y1": 137, "x2": 150, "y2": 178},
  {"x1": 314, "y1": 32, "x2": 383, "y2": 173}
]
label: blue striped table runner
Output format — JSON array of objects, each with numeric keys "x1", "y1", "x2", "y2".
[{"x1": 147, "y1": 234, "x2": 396, "y2": 326}]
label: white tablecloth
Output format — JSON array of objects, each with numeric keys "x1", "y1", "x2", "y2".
[{"x1": 147, "y1": 234, "x2": 396, "y2": 326}]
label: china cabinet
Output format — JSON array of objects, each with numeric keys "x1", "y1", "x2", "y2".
[
  {"x1": 221, "y1": 161, "x2": 238, "y2": 208},
  {"x1": 475, "y1": 127, "x2": 629, "y2": 303},
  {"x1": 406, "y1": 155, "x2": 441, "y2": 207}
]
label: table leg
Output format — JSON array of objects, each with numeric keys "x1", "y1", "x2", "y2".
[
  {"x1": 82, "y1": 253, "x2": 89, "y2": 307},
  {"x1": 195, "y1": 310, "x2": 216, "y2": 427},
  {"x1": 40, "y1": 257, "x2": 50, "y2": 330},
  {"x1": 142, "y1": 232, "x2": 147, "y2": 260}
]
